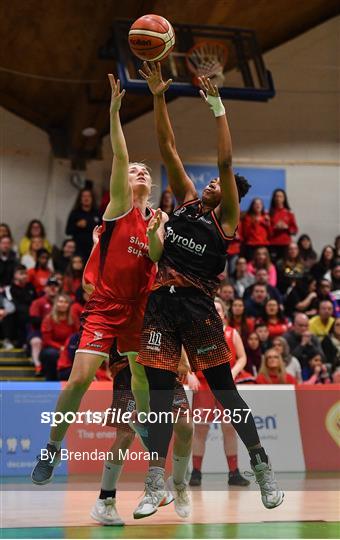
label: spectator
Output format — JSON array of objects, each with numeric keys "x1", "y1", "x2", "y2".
[
  {"x1": 158, "y1": 189, "x2": 175, "y2": 215},
  {"x1": 57, "y1": 333, "x2": 80, "y2": 380},
  {"x1": 228, "y1": 298, "x2": 255, "y2": 340},
  {"x1": 6, "y1": 264, "x2": 36, "y2": 347},
  {"x1": 27, "y1": 249, "x2": 52, "y2": 295},
  {"x1": 230, "y1": 256, "x2": 255, "y2": 297},
  {"x1": 297, "y1": 234, "x2": 317, "y2": 270},
  {"x1": 21, "y1": 237, "x2": 54, "y2": 271},
  {"x1": 241, "y1": 198, "x2": 270, "y2": 259},
  {"x1": 63, "y1": 256, "x2": 84, "y2": 298},
  {"x1": 309, "y1": 300, "x2": 335, "y2": 341},
  {"x1": 244, "y1": 283, "x2": 268, "y2": 318},
  {"x1": 28, "y1": 278, "x2": 59, "y2": 374},
  {"x1": 40, "y1": 294, "x2": 77, "y2": 381},
  {"x1": 325, "y1": 262, "x2": 340, "y2": 295},
  {"x1": 70, "y1": 287, "x2": 89, "y2": 330},
  {"x1": 0, "y1": 236, "x2": 18, "y2": 287},
  {"x1": 19, "y1": 219, "x2": 51, "y2": 256},
  {"x1": 226, "y1": 225, "x2": 242, "y2": 275},
  {"x1": 247, "y1": 247, "x2": 277, "y2": 287},
  {"x1": 302, "y1": 353, "x2": 331, "y2": 384},
  {"x1": 66, "y1": 188, "x2": 101, "y2": 261},
  {"x1": 256, "y1": 348, "x2": 296, "y2": 384},
  {"x1": 334, "y1": 235, "x2": 340, "y2": 259},
  {"x1": 52, "y1": 239, "x2": 76, "y2": 274},
  {"x1": 0, "y1": 223, "x2": 18, "y2": 253},
  {"x1": 52, "y1": 272, "x2": 64, "y2": 290},
  {"x1": 285, "y1": 276, "x2": 318, "y2": 318},
  {"x1": 261, "y1": 298, "x2": 289, "y2": 338},
  {"x1": 216, "y1": 281, "x2": 235, "y2": 311},
  {"x1": 269, "y1": 189, "x2": 298, "y2": 262},
  {"x1": 284, "y1": 313, "x2": 324, "y2": 368},
  {"x1": 255, "y1": 323, "x2": 272, "y2": 353},
  {"x1": 317, "y1": 279, "x2": 338, "y2": 316},
  {"x1": 244, "y1": 332, "x2": 262, "y2": 376},
  {"x1": 311, "y1": 245, "x2": 335, "y2": 281},
  {"x1": 321, "y1": 319, "x2": 340, "y2": 373},
  {"x1": 272, "y1": 336, "x2": 302, "y2": 383},
  {"x1": 243, "y1": 268, "x2": 282, "y2": 305},
  {"x1": 0, "y1": 289, "x2": 16, "y2": 349},
  {"x1": 277, "y1": 242, "x2": 305, "y2": 294}
]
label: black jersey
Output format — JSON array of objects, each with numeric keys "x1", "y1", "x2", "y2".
[{"x1": 155, "y1": 199, "x2": 234, "y2": 296}]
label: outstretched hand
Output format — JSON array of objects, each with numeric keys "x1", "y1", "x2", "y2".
[
  {"x1": 108, "y1": 74, "x2": 126, "y2": 114},
  {"x1": 198, "y1": 75, "x2": 220, "y2": 101},
  {"x1": 139, "y1": 61, "x2": 172, "y2": 96},
  {"x1": 92, "y1": 225, "x2": 103, "y2": 246},
  {"x1": 147, "y1": 208, "x2": 162, "y2": 237}
]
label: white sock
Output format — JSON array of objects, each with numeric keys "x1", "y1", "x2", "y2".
[
  {"x1": 173, "y1": 454, "x2": 191, "y2": 485},
  {"x1": 48, "y1": 439, "x2": 61, "y2": 451},
  {"x1": 149, "y1": 466, "x2": 165, "y2": 478},
  {"x1": 101, "y1": 461, "x2": 123, "y2": 491}
]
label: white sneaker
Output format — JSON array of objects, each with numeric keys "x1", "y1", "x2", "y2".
[
  {"x1": 90, "y1": 498, "x2": 124, "y2": 526},
  {"x1": 2, "y1": 339, "x2": 15, "y2": 350},
  {"x1": 251, "y1": 460, "x2": 284, "y2": 509},
  {"x1": 133, "y1": 470, "x2": 171, "y2": 519},
  {"x1": 167, "y1": 475, "x2": 191, "y2": 518}
]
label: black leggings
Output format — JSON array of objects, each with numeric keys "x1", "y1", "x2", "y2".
[{"x1": 145, "y1": 362, "x2": 260, "y2": 459}]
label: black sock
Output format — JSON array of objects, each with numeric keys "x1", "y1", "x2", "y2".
[
  {"x1": 99, "y1": 489, "x2": 116, "y2": 500},
  {"x1": 249, "y1": 447, "x2": 268, "y2": 467}
]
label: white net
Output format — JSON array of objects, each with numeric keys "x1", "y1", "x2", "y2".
[{"x1": 185, "y1": 40, "x2": 228, "y2": 86}]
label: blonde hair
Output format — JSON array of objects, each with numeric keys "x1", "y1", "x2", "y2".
[
  {"x1": 214, "y1": 296, "x2": 228, "y2": 320},
  {"x1": 51, "y1": 293, "x2": 73, "y2": 324},
  {"x1": 259, "y1": 347, "x2": 287, "y2": 383}
]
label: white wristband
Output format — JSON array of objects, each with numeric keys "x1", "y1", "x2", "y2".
[{"x1": 206, "y1": 94, "x2": 225, "y2": 117}]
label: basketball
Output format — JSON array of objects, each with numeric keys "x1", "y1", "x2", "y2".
[{"x1": 128, "y1": 14, "x2": 175, "y2": 62}]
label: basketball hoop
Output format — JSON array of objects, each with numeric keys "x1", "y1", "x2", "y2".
[{"x1": 185, "y1": 40, "x2": 228, "y2": 87}]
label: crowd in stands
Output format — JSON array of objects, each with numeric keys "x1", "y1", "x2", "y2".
[{"x1": 0, "y1": 187, "x2": 339, "y2": 385}]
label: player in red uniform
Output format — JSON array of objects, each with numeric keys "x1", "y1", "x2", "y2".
[{"x1": 31, "y1": 75, "x2": 166, "y2": 485}]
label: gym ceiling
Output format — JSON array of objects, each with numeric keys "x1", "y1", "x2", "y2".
[{"x1": 1, "y1": 0, "x2": 338, "y2": 166}]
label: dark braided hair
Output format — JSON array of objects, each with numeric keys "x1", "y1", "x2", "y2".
[{"x1": 235, "y1": 174, "x2": 251, "y2": 201}]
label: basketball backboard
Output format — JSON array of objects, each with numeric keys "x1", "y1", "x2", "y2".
[{"x1": 111, "y1": 21, "x2": 275, "y2": 102}]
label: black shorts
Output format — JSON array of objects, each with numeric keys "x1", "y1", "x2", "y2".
[
  {"x1": 106, "y1": 364, "x2": 190, "y2": 432},
  {"x1": 137, "y1": 287, "x2": 232, "y2": 374}
]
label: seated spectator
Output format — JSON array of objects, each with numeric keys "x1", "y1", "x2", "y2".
[
  {"x1": 0, "y1": 289, "x2": 16, "y2": 349},
  {"x1": 0, "y1": 223, "x2": 18, "y2": 252},
  {"x1": 260, "y1": 298, "x2": 289, "y2": 338},
  {"x1": 297, "y1": 234, "x2": 317, "y2": 270},
  {"x1": 277, "y1": 242, "x2": 305, "y2": 294},
  {"x1": 71, "y1": 287, "x2": 89, "y2": 330},
  {"x1": 27, "y1": 249, "x2": 53, "y2": 295},
  {"x1": 241, "y1": 198, "x2": 270, "y2": 260},
  {"x1": 159, "y1": 189, "x2": 175, "y2": 215},
  {"x1": 311, "y1": 245, "x2": 335, "y2": 281},
  {"x1": 19, "y1": 219, "x2": 51, "y2": 256},
  {"x1": 321, "y1": 319, "x2": 340, "y2": 373},
  {"x1": 247, "y1": 247, "x2": 277, "y2": 287},
  {"x1": 66, "y1": 188, "x2": 101, "y2": 261},
  {"x1": 57, "y1": 333, "x2": 79, "y2": 380},
  {"x1": 285, "y1": 276, "x2": 318, "y2": 319},
  {"x1": 52, "y1": 239, "x2": 76, "y2": 273},
  {"x1": 230, "y1": 256, "x2": 255, "y2": 297},
  {"x1": 243, "y1": 268, "x2": 282, "y2": 305},
  {"x1": 334, "y1": 235, "x2": 340, "y2": 259},
  {"x1": 28, "y1": 278, "x2": 59, "y2": 374},
  {"x1": 21, "y1": 237, "x2": 54, "y2": 271},
  {"x1": 269, "y1": 189, "x2": 298, "y2": 262},
  {"x1": 302, "y1": 353, "x2": 331, "y2": 384},
  {"x1": 6, "y1": 264, "x2": 36, "y2": 347},
  {"x1": 216, "y1": 281, "x2": 235, "y2": 311},
  {"x1": 63, "y1": 255, "x2": 84, "y2": 298},
  {"x1": 244, "y1": 332, "x2": 262, "y2": 375},
  {"x1": 52, "y1": 271, "x2": 64, "y2": 290},
  {"x1": 228, "y1": 298, "x2": 255, "y2": 340},
  {"x1": 0, "y1": 235, "x2": 18, "y2": 287},
  {"x1": 40, "y1": 294, "x2": 77, "y2": 381},
  {"x1": 255, "y1": 323, "x2": 272, "y2": 353},
  {"x1": 324, "y1": 262, "x2": 340, "y2": 310},
  {"x1": 284, "y1": 313, "x2": 324, "y2": 368},
  {"x1": 256, "y1": 348, "x2": 296, "y2": 384},
  {"x1": 309, "y1": 299, "x2": 335, "y2": 341},
  {"x1": 272, "y1": 336, "x2": 302, "y2": 383},
  {"x1": 317, "y1": 279, "x2": 338, "y2": 317},
  {"x1": 226, "y1": 225, "x2": 242, "y2": 275},
  {"x1": 244, "y1": 283, "x2": 268, "y2": 319}
]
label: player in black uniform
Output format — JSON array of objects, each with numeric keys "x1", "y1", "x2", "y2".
[{"x1": 133, "y1": 63, "x2": 284, "y2": 519}]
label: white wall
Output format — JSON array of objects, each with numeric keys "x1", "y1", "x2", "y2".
[{"x1": 1, "y1": 16, "x2": 339, "y2": 251}]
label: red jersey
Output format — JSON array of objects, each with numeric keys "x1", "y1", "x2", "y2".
[
  {"x1": 41, "y1": 315, "x2": 77, "y2": 348},
  {"x1": 83, "y1": 207, "x2": 156, "y2": 301},
  {"x1": 270, "y1": 208, "x2": 298, "y2": 246},
  {"x1": 241, "y1": 213, "x2": 270, "y2": 246},
  {"x1": 256, "y1": 372, "x2": 296, "y2": 385},
  {"x1": 27, "y1": 268, "x2": 52, "y2": 294}
]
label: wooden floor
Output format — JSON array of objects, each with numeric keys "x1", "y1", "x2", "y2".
[{"x1": 3, "y1": 474, "x2": 340, "y2": 538}]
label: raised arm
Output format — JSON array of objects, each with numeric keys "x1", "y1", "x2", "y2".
[
  {"x1": 146, "y1": 209, "x2": 168, "y2": 262},
  {"x1": 199, "y1": 77, "x2": 239, "y2": 236},
  {"x1": 103, "y1": 75, "x2": 132, "y2": 220},
  {"x1": 139, "y1": 62, "x2": 197, "y2": 205}
]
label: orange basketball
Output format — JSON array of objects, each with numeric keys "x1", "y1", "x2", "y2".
[{"x1": 128, "y1": 14, "x2": 175, "y2": 62}]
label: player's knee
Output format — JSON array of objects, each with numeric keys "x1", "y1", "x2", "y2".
[
  {"x1": 115, "y1": 428, "x2": 135, "y2": 450},
  {"x1": 174, "y1": 417, "x2": 194, "y2": 443},
  {"x1": 65, "y1": 373, "x2": 91, "y2": 393}
]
